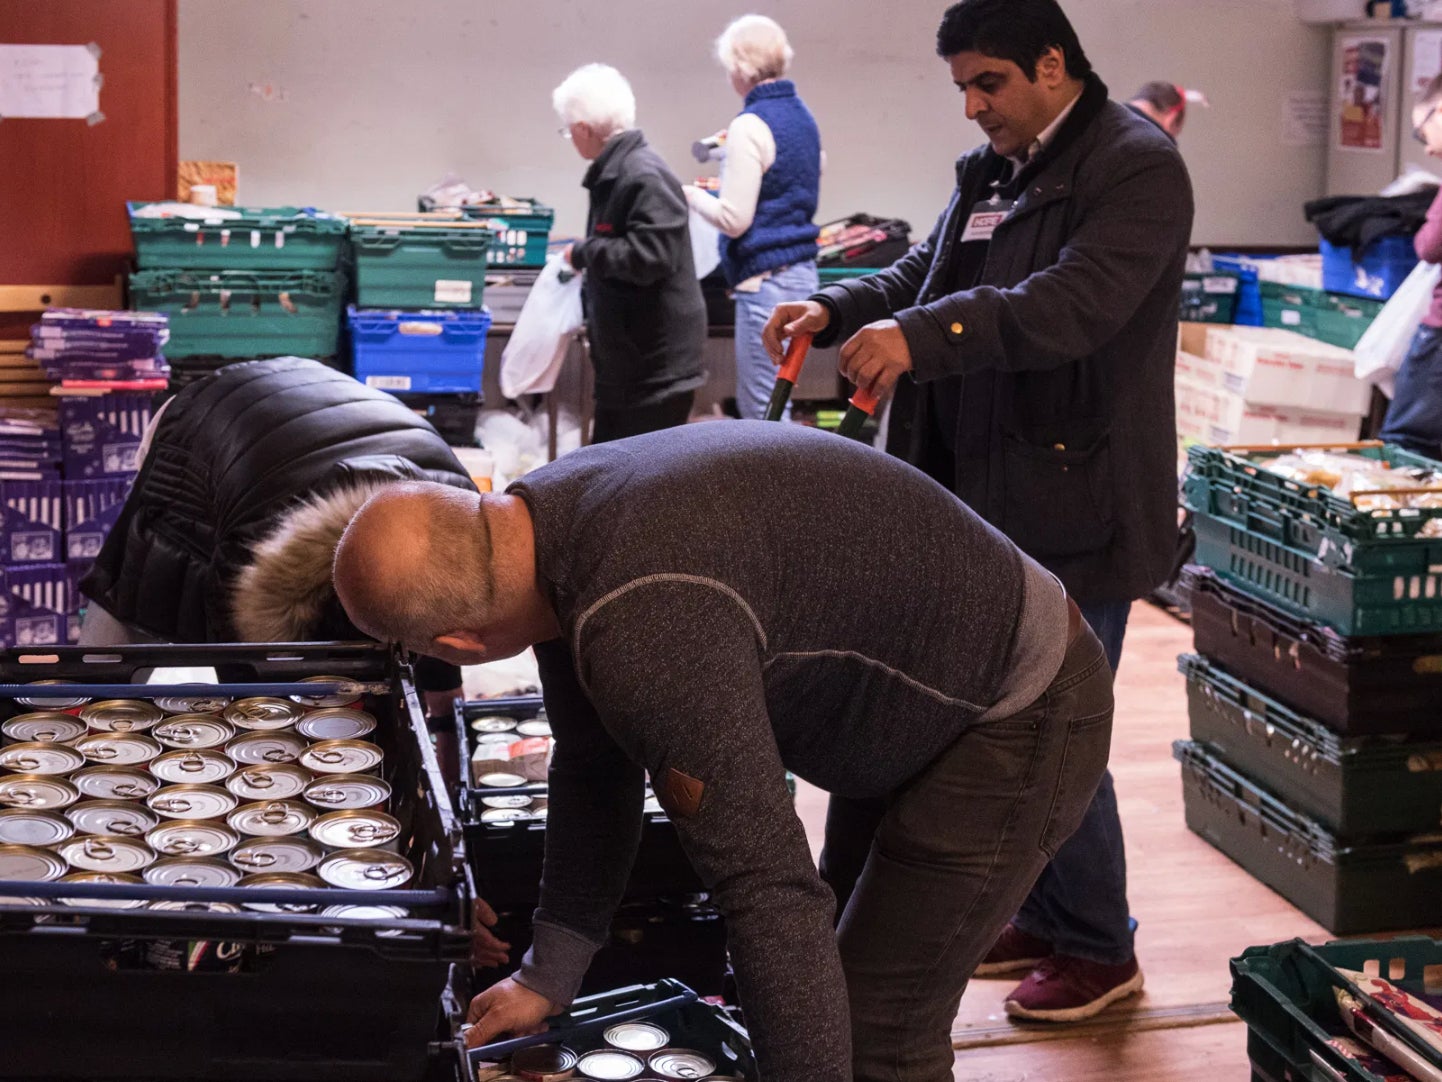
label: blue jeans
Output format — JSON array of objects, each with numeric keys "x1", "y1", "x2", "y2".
[
  {"x1": 1013, "y1": 599, "x2": 1135, "y2": 964},
  {"x1": 733, "y1": 261, "x2": 820, "y2": 421},
  {"x1": 1380, "y1": 324, "x2": 1442, "y2": 461}
]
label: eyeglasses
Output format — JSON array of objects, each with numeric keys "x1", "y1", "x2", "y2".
[
  {"x1": 557, "y1": 126, "x2": 573, "y2": 141},
  {"x1": 1416, "y1": 105, "x2": 1437, "y2": 145}
]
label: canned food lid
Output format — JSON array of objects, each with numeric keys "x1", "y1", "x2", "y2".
[
  {"x1": 0, "y1": 808, "x2": 75, "y2": 847},
  {"x1": 480, "y1": 807, "x2": 530, "y2": 823},
  {"x1": 647, "y1": 1052, "x2": 716, "y2": 1080},
  {"x1": 0, "y1": 741, "x2": 86, "y2": 776},
  {"x1": 317, "y1": 848, "x2": 413, "y2": 890},
  {"x1": 475, "y1": 734, "x2": 514, "y2": 749},
  {"x1": 74, "y1": 733, "x2": 161, "y2": 765},
  {"x1": 2, "y1": 713, "x2": 87, "y2": 743},
  {"x1": 603, "y1": 1022, "x2": 671, "y2": 1053},
  {"x1": 481, "y1": 795, "x2": 532, "y2": 810},
  {"x1": 144, "y1": 857, "x2": 242, "y2": 888},
  {"x1": 65, "y1": 800, "x2": 158, "y2": 838},
  {"x1": 149, "y1": 898, "x2": 241, "y2": 911},
  {"x1": 296, "y1": 709, "x2": 377, "y2": 742},
  {"x1": 0, "y1": 843, "x2": 69, "y2": 881},
  {"x1": 477, "y1": 772, "x2": 527, "y2": 789},
  {"x1": 517, "y1": 719, "x2": 553, "y2": 738},
  {"x1": 80, "y1": 699, "x2": 164, "y2": 731},
  {"x1": 0, "y1": 774, "x2": 79, "y2": 809},
  {"x1": 239, "y1": 871, "x2": 324, "y2": 912},
  {"x1": 471, "y1": 716, "x2": 517, "y2": 734},
  {"x1": 226, "y1": 764, "x2": 314, "y2": 800},
  {"x1": 299, "y1": 739, "x2": 384, "y2": 774},
  {"x1": 16, "y1": 680, "x2": 90, "y2": 710},
  {"x1": 146, "y1": 820, "x2": 240, "y2": 857},
  {"x1": 577, "y1": 1051, "x2": 645, "y2": 1081},
  {"x1": 147, "y1": 785, "x2": 238, "y2": 821},
  {"x1": 58, "y1": 871, "x2": 146, "y2": 908},
  {"x1": 513, "y1": 1046, "x2": 579, "y2": 1078},
  {"x1": 71, "y1": 767, "x2": 157, "y2": 801},
  {"x1": 302, "y1": 774, "x2": 391, "y2": 810},
  {"x1": 226, "y1": 730, "x2": 308, "y2": 765},
  {"x1": 225, "y1": 698, "x2": 304, "y2": 730},
  {"x1": 227, "y1": 799, "x2": 315, "y2": 837},
  {"x1": 531, "y1": 805, "x2": 550, "y2": 820},
  {"x1": 231, "y1": 836, "x2": 324, "y2": 874},
  {"x1": 151, "y1": 749, "x2": 236, "y2": 785},
  {"x1": 58, "y1": 834, "x2": 156, "y2": 873},
  {"x1": 153, "y1": 715, "x2": 234, "y2": 749},
  {"x1": 319, "y1": 903, "x2": 408, "y2": 920},
  {"x1": 309, "y1": 810, "x2": 401, "y2": 850},
  {"x1": 289, "y1": 675, "x2": 366, "y2": 709},
  {"x1": 155, "y1": 690, "x2": 232, "y2": 715}
]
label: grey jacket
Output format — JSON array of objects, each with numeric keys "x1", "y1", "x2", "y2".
[{"x1": 813, "y1": 76, "x2": 1194, "y2": 603}]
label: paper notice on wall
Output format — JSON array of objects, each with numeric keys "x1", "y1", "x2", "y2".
[
  {"x1": 1338, "y1": 35, "x2": 1389, "y2": 152},
  {"x1": 1283, "y1": 90, "x2": 1329, "y2": 147},
  {"x1": 0, "y1": 43, "x2": 101, "y2": 120},
  {"x1": 1415, "y1": 30, "x2": 1442, "y2": 96}
]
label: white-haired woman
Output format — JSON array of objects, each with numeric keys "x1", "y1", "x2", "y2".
[
  {"x1": 553, "y1": 64, "x2": 706, "y2": 443},
  {"x1": 685, "y1": 16, "x2": 822, "y2": 421}
]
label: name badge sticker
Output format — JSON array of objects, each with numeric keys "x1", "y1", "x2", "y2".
[{"x1": 961, "y1": 199, "x2": 1013, "y2": 243}]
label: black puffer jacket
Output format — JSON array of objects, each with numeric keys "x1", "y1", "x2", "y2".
[{"x1": 82, "y1": 358, "x2": 475, "y2": 643}]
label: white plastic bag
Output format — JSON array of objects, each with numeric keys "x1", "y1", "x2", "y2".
[
  {"x1": 499, "y1": 255, "x2": 584, "y2": 398},
  {"x1": 1353, "y1": 259, "x2": 1441, "y2": 398},
  {"x1": 690, "y1": 208, "x2": 721, "y2": 279}
]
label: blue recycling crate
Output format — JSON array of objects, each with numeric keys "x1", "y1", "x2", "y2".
[
  {"x1": 348, "y1": 306, "x2": 491, "y2": 394},
  {"x1": 1321, "y1": 235, "x2": 1418, "y2": 301}
]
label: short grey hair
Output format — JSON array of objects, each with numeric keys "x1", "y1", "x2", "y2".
[
  {"x1": 716, "y1": 15, "x2": 794, "y2": 84},
  {"x1": 552, "y1": 63, "x2": 636, "y2": 137}
]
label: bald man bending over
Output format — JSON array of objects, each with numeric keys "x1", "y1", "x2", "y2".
[{"x1": 333, "y1": 422, "x2": 1114, "y2": 1082}]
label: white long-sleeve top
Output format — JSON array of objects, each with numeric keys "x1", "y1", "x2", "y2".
[{"x1": 684, "y1": 112, "x2": 776, "y2": 240}]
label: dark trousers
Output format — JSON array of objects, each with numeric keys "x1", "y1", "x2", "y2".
[
  {"x1": 590, "y1": 391, "x2": 695, "y2": 444},
  {"x1": 1380, "y1": 324, "x2": 1442, "y2": 461}
]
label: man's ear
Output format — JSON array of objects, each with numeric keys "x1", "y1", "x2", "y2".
[{"x1": 1036, "y1": 46, "x2": 1065, "y2": 89}]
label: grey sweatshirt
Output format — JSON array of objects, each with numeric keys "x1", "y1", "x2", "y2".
[{"x1": 507, "y1": 422, "x2": 1067, "y2": 1082}]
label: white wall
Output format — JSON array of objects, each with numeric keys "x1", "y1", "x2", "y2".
[{"x1": 178, "y1": 0, "x2": 1331, "y2": 246}]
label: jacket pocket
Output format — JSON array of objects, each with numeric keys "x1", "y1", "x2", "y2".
[{"x1": 1000, "y1": 426, "x2": 1116, "y2": 557}]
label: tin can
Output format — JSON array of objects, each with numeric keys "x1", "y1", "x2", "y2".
[
  {"x1": 224, "y1": 698, "x2": 305, "y2": 732},
  {"x1": 470, "y1": 716, "x2": 517, "y2": 735},
  {"x1": 2, "y1": 712, "x2": 87, "y2": 745},
  {"x1": 152, "y1": 714, "x2": 234, "y2": 750},
  {"x1": 57, "y1": 871, "x2": 146, "y2": 908},
  {"x1": 603, "y1": 1022, "x2": 670, "y2": 1053},
  {"x1": 0, "y1": 774, "x2": 79, "y2": 810},
  {"x1": 577, "y1": 1051, "x2": 646, "y2": 1081},
  {"x1": 155, "y1": 690, "x2": 232, "y2": 716},
  {"x1": 647, "y1": 1052, "x2": 716, "y2": 1081},
  {"x1": 0, "y1": 808, "x2": 74, "y2": 847},
  {"x1": 300, "y1": 739, "x2": 383, "y2": 776},
  {"x1": 147, "y1": 784, "x2": 238, "y2": 822},
  {"x1": 481, "y1": 794, "x2": 533, "y2": 810},
  {"x1": 530, "y1": 805, "x2": 549, "y2": 821},
  {"x1": 231, "y1": 836, "x2": 324, "y2": 875},
  {"x1": 73, "y1": 732, "x2": 162, "y2": 767},
  {"x1": 146, "y1": 820, "x2": 240, "y2": 858},
  {"x1": 150, "y1": 749, "x2": 235, "y2": 787},
  {"x1": 80, "y1": 699, "x2": 164, "y2": 733},
  {"x1": 149, "y1": 898, "x2": 241, "y2": 912},
  {"x1": 516, "y1": 718, "x2": 553, "y2": 738},
  {"x1": 302, "y1": 773, "x2": 391, "y2": 812},
  {"x1": 226, "y1": 730, "x2": 309, "y2": 766},
  {"x1": 316, "y1": 848, "x2": 413, "y2": 890},
  {"x1": 477, "y1": 771, "x2": 527, "y2": 789},
  {"x1": 512, "y1": 1045, "x2": 579, "y2": 1082},
  {"x1": 289, "y1": 675, "x2": 366, "y2": 710},
  {"x1": 227, "y1": 799, "x2": 316, "y2": 838},
  {"x1": 475, "y1": 733, "x2": 514, "y2": 748},
  {"x1": 226, "y1": 763, "x2": 314, "y2": 803},
  {"x1": 0, "y1": 842, "x2": 67, "y2": 881},
  {"x1": 66, "y1": 800, "x2": 158, "y2": 839},
  {"x1": 480, "y1": 807, "x2": 531, "y2": 824},
  {"x1": 309, "y1": 809, "x2": 401, "y2": 852},
  {"x1": 71, "y1": 766, "x2": 156, "y2": 802},
  {"x1": 238, "y1": 871, "x2": 324, "y2": 913},
  {"x1": 57, "y1": 834, "x2": 156, "y2": 875},
  {"x1": 144, "y1": 934, "x2": 248, "y2": 972},
  {"x1": 145, "y1": 857, "x2": 242, "y2": 888},
  {"x1": 0, "y1": 741, "x2": 85, "y2": 776},
  {"x1": 318, "y1": 903, "x2": 407, "y2": 936},
  {"x1": 295, "y1": 708, "x2": 377, "y2": 742},
  {"x1": 15, "y1": 680, "x2": 90, "y2": 711}
]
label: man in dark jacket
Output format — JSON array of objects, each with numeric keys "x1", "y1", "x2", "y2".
[
  {"x1": 553, "y1": 64, "x2": 706, "y2": 443},
  {"x1": 764, "y1": 0, "x2": 1193, "y2": 1024}
]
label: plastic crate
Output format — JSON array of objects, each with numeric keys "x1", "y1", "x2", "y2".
[
  {"x1": 1212, "y1": 254, "x2": 1271, "y2": 327},
  {"x1": 1321, "y1": 236, "x2": 1419, "y2": 301},
  {"x1": 1179, "y1": 652, "x2": 1442, "y2": 835},
  {"x1": 1181, "y1": 272, "x2": 1241, "y2": 324},
  {"x1": 0, "y1": 642, "x2": 470, "y2": 1081},
  {"x1": 1259, "y1": 282, "x2": 1383, "y2": 350},
  {"x1": 398, "y1": 393, "x2": 481, "y2": 447},
  {"x1": 468, "y1": 979, "x2": 755, "y2": 1080},
  {"x1": 483, "y1": 269, "x2": 539, "y2": 325},
  {"x1": 129, "y1": 269, "x2": 345, "y2": 359},
  {"x1": 458, "y1": 200, "x2": 555, "y2": 267},
  {"x1": 1231, "y1": 936, "x2": 1442, "y2": 1082},
  {"x1": 818, "y1": 266, "x2": 882, "y2": 285},
  {"x1": 350, "y1": 218, "x2": 492, "y2": 308},
  {"x1": 127, "y1": 203, "x2": 347, "y2": 271},
  {"x1": 1184, "y1": 565, "x2": 1442, "y2": 735},
  {"x1": 348, "y1": 307, "x2": 491, "y2": 394},
  {"x1": 1175, "y1": 740, "x2": 1442, "y2": 933}
]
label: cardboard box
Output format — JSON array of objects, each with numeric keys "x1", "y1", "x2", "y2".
[
  {"x1": 1200, "y1": 325, "x2": 1372, "y2": 414},
  {"x1": 1174, "y1": 375, "x2": 1361, "y2": 448},
  {"x1": 0, "y1": 563, "x2": 68, "y2": 647}
]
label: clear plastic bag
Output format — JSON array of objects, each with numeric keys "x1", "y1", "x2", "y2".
[
  {"x1": 499, "y1": 255, "x2": 584, "y2": 399},
  {"x1": 1353, "y1": 259, "x2": 1442, "y2": 397}
]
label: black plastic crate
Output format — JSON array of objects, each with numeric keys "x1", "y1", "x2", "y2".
[
  {"x1": 0, "y1": 642, "x2": 470, "y2": 1081},
  {"x1": 1185, "y1": 565, "x2": 1442, "y2": 736},
  {"x1": 1175, "y1": 740, "x2": 1442, "y2": 934},
  {"x1": 1180, "y1": 653, "x2": 1442, "y2": 835}
]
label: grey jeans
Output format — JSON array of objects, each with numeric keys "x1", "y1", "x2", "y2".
[{"x1": 829, "y1": 626, "x2": 1114, "y2": 1082}]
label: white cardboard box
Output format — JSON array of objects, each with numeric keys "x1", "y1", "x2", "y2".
[
  {"x1": 1200, "y1": 325, "x2": 1373, "y2": 415},
  {"x1": 1175, "y1": 370, "x2": 1362, "y2": 447}
]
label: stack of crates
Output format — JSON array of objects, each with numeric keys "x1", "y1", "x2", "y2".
[
  {"x1": 458, "y1": 197, "x2": 556, "y2": 324},
  {"x1": 125, "y1": 203, "x2": 349, "y2": 385},
  {"x1": 1176, "y1": 442, "x2": 1442, "y2": 935}
]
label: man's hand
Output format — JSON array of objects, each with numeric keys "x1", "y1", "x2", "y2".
[
  {"x1": 464, "y1": 977, "x2": 558, "y2": 1048},
  {"x1": 762, "y1": 301, "x2": 831, "y2": 364},
  {"x1": 471, "y1": 897, "x2": 511, "y2": 970},
  {"x1": 839, "y1": 319, "x2": 913, "y2": 399}
]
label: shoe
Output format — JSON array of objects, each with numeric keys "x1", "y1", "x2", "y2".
[
  {"x1": 1002, "y1": 954, "x2": 1145, "y2": 1022},
  {"x1": 972, "y1": 923, "x2": 1054, "y2": 979}
]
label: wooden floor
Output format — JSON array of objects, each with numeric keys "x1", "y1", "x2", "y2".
[{"x1": 793, "y1": 601, "x2": 1327, "y2": 1081}]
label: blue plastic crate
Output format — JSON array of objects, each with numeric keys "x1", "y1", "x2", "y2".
[
  {"x1": 1210, "y1": 254, "x2": 1274, "y2": 327},
  {"x1": 348, "y1": 306, "x2": 491, "y2": 394},
  {"x1": 1321, "y1": 235, "x2": 1418, "y2": 301}
]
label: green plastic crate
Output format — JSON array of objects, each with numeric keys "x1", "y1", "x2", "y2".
[
  {"x1": 127, "y1": 203, "x2": 347, "y2": 271},
  {"x1": 128, "y1": 269, "x2": 345, "y2": 359},
  {"x1": 1231, "y1": 936, "x2": 1442, "y2": 1082},
  {"x1": 818, "y1": 267, "x2": 881, "y2": 284},
  {"x1": 460, "y1": 199, "x2": 555, "y2": 266},
  {"x1": 1181, "y1": 272, "x2": 1240, "y2": 323},
  {"x1": 350, "y1": 223, "x2": 491, "y2": 308},
  {"x1": 1259, "y1": 282, "x2": 1384, "y2": 350}
]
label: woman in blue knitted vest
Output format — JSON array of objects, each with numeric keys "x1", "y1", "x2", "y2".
[{"x1": 685, "y1": 16, "x2": 822, "y2": 421}]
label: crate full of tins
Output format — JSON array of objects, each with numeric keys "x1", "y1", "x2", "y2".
[{"x1": 0, "y1": 641, "x2": 470, "y2": 1081}]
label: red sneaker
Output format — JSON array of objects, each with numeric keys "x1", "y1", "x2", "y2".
[
  {"x1": 972, "y1": 923, "x2": 1054, "y2": 979},
  {"x1": 1002, "y1": 954, "x2": 1145, "y2": 1022}
]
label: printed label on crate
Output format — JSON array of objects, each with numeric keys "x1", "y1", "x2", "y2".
[
  {"x1": 1203, "y1": 276, "x2": 1239, "y2": 294},
  {"x1": 1281, "y1": 310, "x2": 1302, "y2": 326},
  {"x1": 365, "y1": 375, "x2": 413, "y2": 391},
  {"x1": 434, "y1": 279, "x2": 474, "y2": 304}
]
